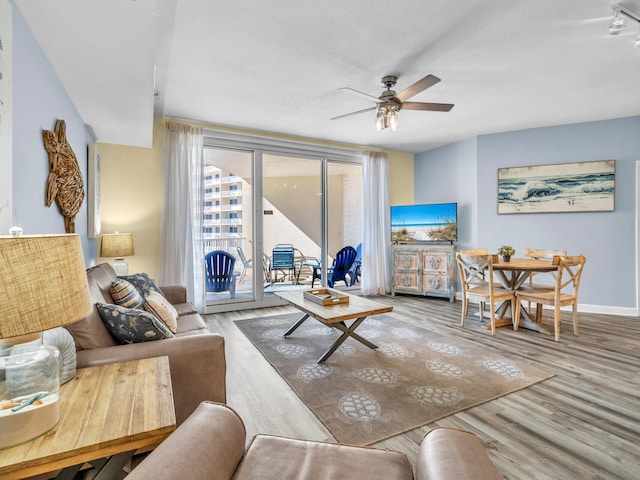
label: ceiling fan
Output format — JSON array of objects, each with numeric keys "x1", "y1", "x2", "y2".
[{"x1": 331, "y1": 74, "x2": 454, "y2": 131}]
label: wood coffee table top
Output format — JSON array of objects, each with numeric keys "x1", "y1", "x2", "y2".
[
  {"x1": 277, "y1": 289, "x2": 394, "y2": 363},
  {"x1": 276, "y1": 289, "x2": 393, "y2": 324}
]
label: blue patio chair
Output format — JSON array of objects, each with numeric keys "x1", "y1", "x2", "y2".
[
  {"x1": 311, "y1": 246, "x2": 357, "y2": 288},
  {"x1": 236, "y1": 247, "x2": 252, "y2": 283},
  {"x1": 205, "y1": 250, "x2": 236, "y2": 298},
  {"x1": 270, "y1": 244, "x2": 296, "y2": 284},
  {"x1": 347, "y1": 243, "x2": 362, "y2": 286}
]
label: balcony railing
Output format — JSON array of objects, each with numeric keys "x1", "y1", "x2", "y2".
[
  {"x1": 203, "y1": 237, "x2": 247, "y2": 255},
  {"x1": 204, "y1": 189, "x2": 242, "y2": 200},
  {"x1": 203, "y1": 204, "x2": 242, "y2": 214},
  {"x1": 203, "y1": 218, "x2": 242, "y2": 227},
  {"x1": 203, "y1": 174, "x2": 241, "y2": 186}
]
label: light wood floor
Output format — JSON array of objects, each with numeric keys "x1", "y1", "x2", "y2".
[{"x1": 205, "y1": 294, "x2": 640, "y2": 480}]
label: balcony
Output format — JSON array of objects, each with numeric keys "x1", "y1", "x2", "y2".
[
  {"x1": 203, "y1": 218, "x2": 242, "y2": 227},
  {"x1": 221, "y1": 189, "x2": 242, "y2": 198},
  {"x1": 220, "y1": 175, "x2": 241, "y2": 185},
  {"x1": 203, "y1": 204, "x2": 242, "y2": 214},
  {"x1": 204, "y1": 188, "x2": 242, "y2": 200},
  {"x1": 204, "y1": 174, "x2": 241, "y2": 186}
]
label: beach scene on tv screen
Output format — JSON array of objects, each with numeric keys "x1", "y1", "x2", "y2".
[{"x1": 391, "y1": 203, "x2": 457, "y2": 243}]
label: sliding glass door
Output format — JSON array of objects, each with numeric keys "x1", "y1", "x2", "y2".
[
  {"x1": 202, "y1": 132, "x2": 362, "y2": 312},
  {"x1": 202, "y1": 147, "x2": 254, "y2": 306},
  {"x1": 326, "y1": 161, "x2": 363, "y2": 289},
  {"x1": 263, "y1": 154, "x2": 321, "y2": 291}
]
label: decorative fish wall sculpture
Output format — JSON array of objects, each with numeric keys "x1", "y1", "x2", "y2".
[{"x1": 43, "y1": 119, "x2": 84, "y2": 233}]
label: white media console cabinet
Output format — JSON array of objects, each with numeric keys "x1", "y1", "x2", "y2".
[{"x1": 391, "y1": 244, "x2": 456, "y2": 302}]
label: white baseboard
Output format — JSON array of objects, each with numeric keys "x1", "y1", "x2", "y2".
[
  {"x1": 571, "y1": 303, "x2": 638, "y2": 317},
  {"x1": 453, "y1": 293, "x2": 639, "y2": 318}
]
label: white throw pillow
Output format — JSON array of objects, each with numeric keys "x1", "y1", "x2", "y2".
[{"x1": 144, "y1": 292, "x2": 179, "y2": 333}]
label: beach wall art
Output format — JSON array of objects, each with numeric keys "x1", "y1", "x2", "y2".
[{"x1": 498, "y1": 160, "x2": 615, "y2": 214}]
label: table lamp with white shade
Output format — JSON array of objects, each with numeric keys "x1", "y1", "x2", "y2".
[
  {"x1": 100, "y1": 232, "x2": 135, "y2": 275},
  {"x1": 0, "y1": 231, "x2": 92, "y2": 449}
]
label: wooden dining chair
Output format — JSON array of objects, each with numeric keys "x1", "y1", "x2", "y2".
[
  {"x1": 524, "y1": 248, "x2": 567, "y2": 284},
  {"x1": 456, "y1": 252, "x2": 516, "y2": 335},
  {"x1": 460, "y1": 248, "x2": 489, "y2": 255},
  {"x1": 458, "y1": 249, "x2": 489, "y2": 281},
  {"x1": 514, "y1": 254, "x2": 586, "y2": 342},
  {"x1": 523, "y1": 248, "x2": 567, "y2": 314}
]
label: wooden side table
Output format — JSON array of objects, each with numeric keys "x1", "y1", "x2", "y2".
[{"x1": 0, "y1": 356, "x2": 175, "y2": 480}]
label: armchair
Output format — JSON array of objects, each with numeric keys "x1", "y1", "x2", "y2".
[
  {"x1": 126, "y1": 401, "x2": 501, "y2": 480},
  {"x1": 347, "y1": 242, "x2": 362, "y2": 286},
  {"x1": 311, "y1": 246, "x2": 357, "y2": 288},
  {"x1": 205, "y1": 250, "x2": 236, "y2": 298}
]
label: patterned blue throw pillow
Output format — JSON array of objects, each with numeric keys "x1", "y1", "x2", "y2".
[
  {"x1": 96, "y1": 303, "x2": 174, "y2": 344},
  {"x1": 119, "y1": 273, "x2": 165, "y2": 299}
]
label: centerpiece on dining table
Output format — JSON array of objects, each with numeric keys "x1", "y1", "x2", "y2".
[{"x1": 497, "y1": 245, "x2": 516, "y2": 262}]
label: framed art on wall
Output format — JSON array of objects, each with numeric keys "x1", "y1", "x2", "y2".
[
  {"x1": 87, "y1": 143, "x2": 101, "y2": 237},
  {"x1": 498, "y1": 160, "x2": 615, "y2": 214}
]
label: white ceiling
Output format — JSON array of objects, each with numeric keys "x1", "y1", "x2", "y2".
[{"x1": 14, "y1": 0, "x2": 640, "y2": 153}]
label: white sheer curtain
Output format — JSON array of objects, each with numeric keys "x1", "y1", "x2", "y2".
[
  {"x1": 158, "y1": 121, "x2": 204, "y2": 311},
  {"x1": 361, "y1": 151, "x2": 392, "y2": 295}
]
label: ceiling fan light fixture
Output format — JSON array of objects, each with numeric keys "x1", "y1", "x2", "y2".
[
  {"x1": 608, "y1": 3, "x2": 640, "y2": 45},
  {"x1": 375, "y1": 105, "x2": 400, "y2": 132},
  {"x1": 388, "y1": 106, "x2": 399, "y2": 131},
  {"x1": 375, "y1": 108, "x2": 386, "y2": 131},
  {"x1": 333, "y1": 73, "x2": 453, "y2": 130},
  {"x1": 609, "y1": 11, "x2": 625, "y2": 35}
]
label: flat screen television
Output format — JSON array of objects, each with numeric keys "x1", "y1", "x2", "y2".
[{"x1": 391, "y1": 202, "x2": 457, "y2": 243}]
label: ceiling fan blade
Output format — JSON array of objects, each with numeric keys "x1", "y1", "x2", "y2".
[
  {"x1": 402, "y1": 102, "x2": 454, "y2": 112},
  {"x1": 330, "y1": 106, "x2": 377, "y2": 120},
  {"x1": 395, "y1": 74, "x2": 441, "y2": 102},
  {"x1": 339, "y1": 87, "x2": 382, "y2": 104}
]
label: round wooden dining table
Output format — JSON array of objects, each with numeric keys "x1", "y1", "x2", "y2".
[{"x1": 491, "y1": 257, "x2": 559, "y2": 335}]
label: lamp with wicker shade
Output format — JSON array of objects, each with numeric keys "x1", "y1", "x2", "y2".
[
  {"x1": 0, "y1": 232, "x2": 91, "y2": 449},
  {"x1": 100, "y1": 232, "x2": 135, "y2": 275}
]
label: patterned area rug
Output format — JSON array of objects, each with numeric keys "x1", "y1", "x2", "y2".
[{"x1": 235, "y1": 313, "x2": 554, "y2": 446}]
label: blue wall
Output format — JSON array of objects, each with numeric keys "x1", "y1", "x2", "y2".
[
  {"x1": 414, "y1": 137, "x2": 478, "y2": 248},
  {"x1": 415, "y1": 116, "x2": 640, "y2": 313},
  {"x1": 11, "y1": 1, "x2": 96, "y2": 264}
]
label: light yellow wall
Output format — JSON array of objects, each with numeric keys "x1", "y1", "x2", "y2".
[
  {"x1": 97, "y1": 118, "x2": 164, "y2": 279},
  {"x1": 98, "y1": 117, "x2": 414, "y2": 278},
  {"x1": 388, "y1": 150, "x2": 414, "y2": 206}
]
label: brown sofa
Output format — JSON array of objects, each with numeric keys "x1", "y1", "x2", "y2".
[
  {"x1": 65, "y1": 263, "x2": 226, "y2": 426},
  {"x1": 126, "y1": 401, "x2": 502, "y2": 480}
]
